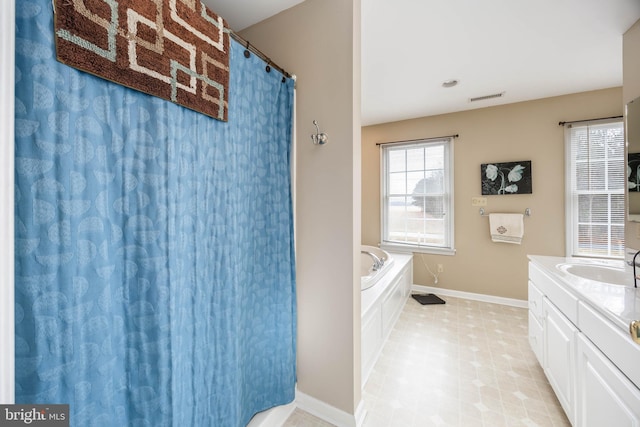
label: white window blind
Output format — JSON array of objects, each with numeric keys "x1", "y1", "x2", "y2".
[
  {"x1": 566, "y1": 120, "x2": 625, "y2": 258},
  {"x1": 381, "y1": 138, "x2": 454, "y2": 255}
]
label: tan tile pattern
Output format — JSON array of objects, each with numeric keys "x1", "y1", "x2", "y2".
[
  {"x1": 283, "y1": 408, "x2": 336, "y2": 427},
  {"x1": 285, "y1": 296, "x2": 570, "y2": 427}
]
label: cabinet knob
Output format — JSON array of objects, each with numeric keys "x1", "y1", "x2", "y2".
[{"x1": 629, "y1": 320, "x2": 640, "y2": 344}]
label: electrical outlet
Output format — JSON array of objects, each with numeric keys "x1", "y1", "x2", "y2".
[
  {"x1": 472, "y1": 197, "x2": 487, "y2": 207},
  {"x1": 437, "y1": 264, "x2": 444, "y2": 273}
]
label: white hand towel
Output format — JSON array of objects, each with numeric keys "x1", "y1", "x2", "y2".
[{"x1": 489, "y1": 213, "x2": 524, "y2": 244}]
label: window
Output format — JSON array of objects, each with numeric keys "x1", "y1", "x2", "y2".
[
  {"x1": 565, "y1": 120, "x2": 625, "y2": 258},
  {"x1": 381, "y1": 137, "x2": 454, "y2": 255}
]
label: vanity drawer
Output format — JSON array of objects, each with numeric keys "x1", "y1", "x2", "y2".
[
  {"x1": 578, "y1": 301, "x2": 640, "y2": 390},
  {"x1": 528, "y1": 280, "x2": 544, "y2": 320},
  {"x1": 530, "y1": 262, "x2": 578, "y2": 325}
]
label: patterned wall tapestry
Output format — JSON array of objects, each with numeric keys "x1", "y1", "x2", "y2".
[{"x1": 53, "y1": 0, "x2": 230, "y2": 121}]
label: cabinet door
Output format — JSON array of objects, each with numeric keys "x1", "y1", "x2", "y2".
[
  {"x1": 544, "y1": 298, "x2": 576, "y2": 425},
  {"x1": 528, "y1": 310, "x2": 544, "y2": 366},
  {"x1": 528, "y1": 281, "x2": 544, "y2": 316},
  {"x1": 577, "y1": 334, "x2": 640, "y2": 426},
  {"x1": 528, "y1": 281, "x2": 544, "y2": 366}
]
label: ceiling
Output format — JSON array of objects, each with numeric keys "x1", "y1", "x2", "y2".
[{"x1": 204, "y1": 0, "x2": 640, "y2": 126}]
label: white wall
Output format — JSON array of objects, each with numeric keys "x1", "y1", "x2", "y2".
[
  {"x1": 0, "y1": 0, "x2": 15, "y2": 404},
  {"x1": 623, "y1": 19, "x2": 640, "y2": 105},
  {"x1": 624, "y1": 19, "x2": 640, "y2": 248}
]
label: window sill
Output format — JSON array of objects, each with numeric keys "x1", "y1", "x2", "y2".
[{"x1": 380, "y1": 243, "x2": 456, "y2": 256}]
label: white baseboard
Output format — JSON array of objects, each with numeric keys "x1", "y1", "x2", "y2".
[
  {"x1": 296, "y1": 390, "x2": 366, "y2": 427},
  {"x1": 246, "y1": 401, "x2": 296, "y2": 427},
  {"x1": 247, "y1": 390, "x2": 366, "y2": 427},
  {"x1": 411, "y1": 284, "x2": 527, "y2": 308},
  {"x1": 354, "y1": 401, "x2": 367, "y2": 427}
]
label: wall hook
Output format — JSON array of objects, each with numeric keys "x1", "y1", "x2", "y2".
[{"x1": 311, "y1": 120, "x2": 328, "y2": 145}]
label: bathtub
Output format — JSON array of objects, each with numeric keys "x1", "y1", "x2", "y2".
[
  {"x1": 360, "y1": 245, "x2": 394, "y2": 291},
  {"x1": 360, "y1": 247, "x2": 413, "y2": 386}
]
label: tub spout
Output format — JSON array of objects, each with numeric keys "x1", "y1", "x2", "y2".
[
  {"x1": 361, "y1": 250, "x2": 384, "y2": 271},
  {"x1": 634, "y1": 250, "x2": 640, "y2": 288}
]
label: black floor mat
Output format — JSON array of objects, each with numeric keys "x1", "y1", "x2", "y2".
[{"x1": 411, "y1": 293, "x2": 446, "y2": 305}]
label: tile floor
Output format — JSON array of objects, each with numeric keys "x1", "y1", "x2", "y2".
[{"x1": 283, "y1": 295, "x2": 571, "y2": 427}]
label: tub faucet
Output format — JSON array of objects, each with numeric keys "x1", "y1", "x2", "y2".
[
  {"x1": 634, "y1": 250, "x2": 640, "y2": 288},
  {"x1": 361, "y1": 250, "x2": 384, "y2": 271}
]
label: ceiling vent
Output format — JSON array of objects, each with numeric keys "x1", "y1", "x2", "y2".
[{"x1": 469, "y1": 92, "x2": 505, "y2": 103}]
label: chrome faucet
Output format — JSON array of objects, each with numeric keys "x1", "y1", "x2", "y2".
[
  {"x1": 361, "y1": 250, "x2": 384, "y2": 271},
  {"x1": 634, "y1": 250, "x2": 640, "y2": 288}
]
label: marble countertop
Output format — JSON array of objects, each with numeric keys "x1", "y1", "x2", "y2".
[{"x1": 528, "y1": 255, "x2": 640, "y2": 332}]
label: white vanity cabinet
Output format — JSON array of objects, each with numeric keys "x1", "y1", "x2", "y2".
[
  {"x1": 576, "y1": 333, "x2": 640, "y2": 426},
  {"x1": 528, "y1": 258, "x2": 640, "y2": 426},
  {"x1": 528, "y1": 264, "x2": 578, "y2": 425},
  {"x1": 576, "y1": 301, "x2": 640, "y2": 426},
  {"x1": 543, "y1": 297, "x2": 577, "y2": 424},
  {"x1": 527, "y1": 281, "x2": 544, "y2": 365}
]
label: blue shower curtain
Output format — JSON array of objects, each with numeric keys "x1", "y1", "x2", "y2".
[{"x1": 14, "y1": 1, "x2": 296, "y2": 426}]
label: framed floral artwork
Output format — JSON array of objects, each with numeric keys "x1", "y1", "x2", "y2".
[
  {"x1": 481, "y1": 160, "x2": 532, "y2": 195},
  {"x1": 628, "y1": 153, "x2": 640, "y2": 191}
]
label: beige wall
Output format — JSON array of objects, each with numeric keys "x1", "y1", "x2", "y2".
[
  {"x1": 624, "y1": 19, "x2": 640, "y2": 249},
  {"x1": 241, "y1": 0, "x2": 362, "y2": 415},
  {"x1": 363, "y1": 88, "x2": 622, "y2": 301}
]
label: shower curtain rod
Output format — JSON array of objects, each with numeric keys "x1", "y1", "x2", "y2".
[
  {"x1": 376, "y1": 134, "x2": 459, "y2": 146},
  {"x1": 229, "y1": 31, "x2": 293, "y2": 79},
  {"x1": 47, "y1": 0, "x2": 292, "y2": 80},
  {"x1": 558, "y1": 115, "x2": 622, "y2": 126}
]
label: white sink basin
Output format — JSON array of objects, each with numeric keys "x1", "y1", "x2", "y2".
[{"x1": 558, "y1": 263, "x2": 630, "y2": 286}]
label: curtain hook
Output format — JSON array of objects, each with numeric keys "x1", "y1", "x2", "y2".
[
  {"x1": 265, "y1": 59, "x2": 271, "y2": 73},
  {"x1": 244, "y1": 41, "x2": 250, "y2": 58}
]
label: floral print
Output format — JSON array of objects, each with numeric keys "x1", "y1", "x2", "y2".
[
  {"x1": 481, "y1": 161, "x2": 532, "y2": 195},
  {"x1": 628, "y1": 153, "x2": 640, "y2": 191}
]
